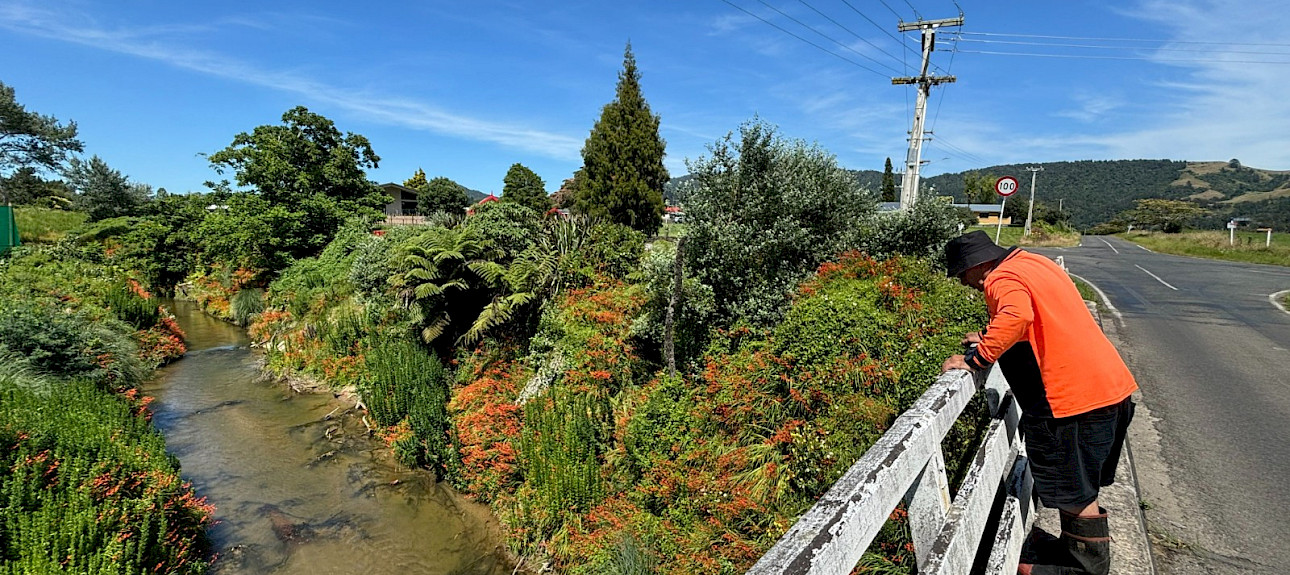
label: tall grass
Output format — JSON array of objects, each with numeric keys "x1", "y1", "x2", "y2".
[
  {"x1": 12, "y1": 207, "x2": 88, "y2": 244},
  {"x1": 1122, "y1": 230, "x2": 1290, "y2": 267},
  {"x1": 229, "y1": 288, "x2": 265, "y2": 327},
  {"x1": 518, "y1": 388, "x2": 605, "y2": 532},
  {"x1": 106, "y1": 281, "x2": 161, "y2": 330}
]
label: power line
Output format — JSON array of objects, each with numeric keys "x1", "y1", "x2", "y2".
[
  {"x1": 960, "y1": 31, "x2": 1290, "y2": 48},
  {"x1": 717, "y1": 0, "x2": 892, "y2": 77},
  {"x1": 948, "y1": 48, "x2": 1290, "y2": 65},
  {"x1": 796, "y1": 0, "x2": 907, "y2": 69},
  {"x1": 876, "y1": 0, "x2": 905, "y2": 20},
  {"x1": 956, "y1": 37, "x2": 1290, "y2": 56},
  {"x1": 929, "y1": 30, "x2": 960, "y2": 133},
  {"x1": 753, "y1": 0, "x2": 902, "y2": 73},
  {"x1": 841, "y1": 0, "x2": 913, "y2": 49},
  {"x1": 901, "y1": 0, "x2": 923, "y2": 20}
]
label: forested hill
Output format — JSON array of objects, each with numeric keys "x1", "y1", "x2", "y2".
[
  {"x1": 847, "y1": 159, "x2": 1290, "y2": 229},
  {"x1": 673, "y1": 159, "x2": 1290, "y2": 229}
]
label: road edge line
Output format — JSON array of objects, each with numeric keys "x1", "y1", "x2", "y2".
[
  {"x1": 1269, "y1": 290, "x2": 1290, "y2": 316},
  {"x1": 1070, "y1": 272, "x2": 1124, "y2": 322}
]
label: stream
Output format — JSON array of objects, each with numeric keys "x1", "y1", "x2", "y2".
[{"x1": 141, "y1": 300, "x2": 510, "y2": 574}]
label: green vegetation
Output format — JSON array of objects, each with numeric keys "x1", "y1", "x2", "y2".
[
  {"x1": 65, "y1": 155, "x2": 148, "y2": 221},
  {"x1": 969, "y1": 222, "x2": 1081, "y2": 248},
  {"x1": 1, "y1": 50, "x2": 1009, "y2": 573},
  {"x1": 1120, "y1": 230, "x2": 1290, "y2": 267},
  {"x1": 0, "y1": 80, "x2": 83, "y2": 180},
  {"x1": 680, "y1": 119, "x2": 880, "y2": 327},
  {"x1": 12, "y1": 206, "x2": 86, "y2": 243},
  {"x1": 0, "y1": 367, "x2": 212, "y2": 574},
  {"x1": 502, "y1": 163, "x2": 551, "y2": 213},
  {"x1": 0, "y1": 244, "x2": 205, "y2": 574},
  {"x1": 1070, "y1": 275, "x2": 1100, "y2": 313},
  {"x1": 204, "y1": 106, "x2": 390, "y2": 271},
  {"x1": 575, "y1": 44, "x2": 669, "y2": 235}
]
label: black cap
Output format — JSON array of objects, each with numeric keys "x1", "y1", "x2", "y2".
[{"x1": 944, "y1": 230, "x2": 1009, "y2": 278}]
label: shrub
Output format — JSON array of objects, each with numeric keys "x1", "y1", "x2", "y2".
[
  {"x1": 680, "y1": 119, "x2": 877, "y2": 328},
  {"x1": 105, "y1": 280, "x2": 161, "y2": 330},
  {"x1": 629, "y1": 241, "x2": 717, "y2": 370},
  {"x1": 858, "y1": 198, "x2": 963, "y2": 263},
  {"x1": 465, "y1": 201, "x2": 542, "y2": 259},
  {"x1": 0, "y1": 362, "x2": 213, "y2": 574},
  {"x1": 230, "y1": 287, "x2": 265, "y2": 327},
  {"x1": 0, "y1": 301, "x2": 148, "y2": 390},
  {"x1": 362, "y1": 337, "x2": 453, "y2": 473}
]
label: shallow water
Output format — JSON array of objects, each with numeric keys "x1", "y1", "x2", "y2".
[{"x1": 142, "y1": 300, "x2": 508, "y2": 574}]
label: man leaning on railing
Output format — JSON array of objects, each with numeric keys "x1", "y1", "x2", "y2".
[{"x1": 940, "y1": 231, "x2": 1137, "y2": 575}]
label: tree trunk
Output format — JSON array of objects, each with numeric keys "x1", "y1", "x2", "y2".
[{"x1": 664, "y1": 237, "x2": 686, "y2": 377}]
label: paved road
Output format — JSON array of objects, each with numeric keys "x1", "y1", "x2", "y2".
[{"x1": 1035, "y1": 237, "x2": 1290, "y2": 574}]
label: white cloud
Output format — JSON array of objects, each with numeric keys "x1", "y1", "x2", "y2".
[{"x1": 0, "y1": 2, "x2": 583, "y2": 161}]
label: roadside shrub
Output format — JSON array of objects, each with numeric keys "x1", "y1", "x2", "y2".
[
  {"x1": 547, "y1": 253, "x2": 989, "y2": 573},
  {"x1": 858, "y1": 198, "x2": 963, "y2": 263},
  {"x1": 680, "y1": 119, "x2": 877, "y2": 328},
  {"x1": 1086, "y1": 221, "x2": 1126, "y2": 235}
]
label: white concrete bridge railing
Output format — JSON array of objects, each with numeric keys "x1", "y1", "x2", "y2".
[{"x1": 747, "y1": 365, "x2": 1032, "y2": 575}]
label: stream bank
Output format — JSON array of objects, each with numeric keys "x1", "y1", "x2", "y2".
[{"x1": 143, "y1": 299, "x2": 510, "y2": 574}]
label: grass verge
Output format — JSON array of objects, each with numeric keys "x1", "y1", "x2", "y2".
[
  {"x1": 13, "y1": 206, "x2": 88, "y2": 243},
  {"x1": 1118, "y1": 230, "x2": 1290, "y2": 267},
  {"x1": 970, "y1": 224, "x2": 1081, "y2": 248}
]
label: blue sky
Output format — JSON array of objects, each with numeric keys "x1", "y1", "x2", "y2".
[{"x1": 2, "y1": 0, "x2": 1287, "y2": 195}]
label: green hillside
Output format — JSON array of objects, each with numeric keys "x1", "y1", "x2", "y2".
[{"x1": 676, "y1": 158, "x2": 1290, "y2": 231}]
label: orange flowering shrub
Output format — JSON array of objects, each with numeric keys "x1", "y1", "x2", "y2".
[
  {"x1": 135, "y1": 313, "x2": 187, "y2": 366},
  {"x1": 449, "y1": 348, "x2": 527, "y2": 499},
  {"x1": 513, "y1": 254, "x2": 986, "y2": 573}
]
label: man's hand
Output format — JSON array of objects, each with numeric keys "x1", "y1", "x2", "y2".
[
  {"x1": 941, "y1": 354, "x2": 972, "y2": 373},
  {"x1": 960, "y1": 331, "x2": 983, "y2": 346}
]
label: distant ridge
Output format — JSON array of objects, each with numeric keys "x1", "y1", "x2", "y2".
[{"x1": 671, "y1": 159, "x2": 1290, "y2": 229}]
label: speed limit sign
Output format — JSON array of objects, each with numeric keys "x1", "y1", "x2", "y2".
[{"x1": 995, "y1": 176, "x2": 1019, "y2": 197}]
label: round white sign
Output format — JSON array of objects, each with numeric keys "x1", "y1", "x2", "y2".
[{"x1": 995, "y1": 176, "x2": 1019, "y2": 197}]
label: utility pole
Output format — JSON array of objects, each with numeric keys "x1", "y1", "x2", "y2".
[
  {"x1": 893, "y1": 15, "x2": 963, "y2": 211},
  {"x1": 1024, "y1": 166, "x2": 1043, "y2": 236}
]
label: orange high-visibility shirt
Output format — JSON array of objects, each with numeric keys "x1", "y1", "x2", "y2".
[{"x1": 970, "y1": 249, "x2": 1137, "y2": 418}]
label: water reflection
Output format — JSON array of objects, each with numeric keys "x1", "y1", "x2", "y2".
[{"x1": 143, "y1": 300, "x2": 507, "y2": 574}]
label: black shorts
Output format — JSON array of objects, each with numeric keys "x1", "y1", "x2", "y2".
[{"x1": 1021, "y1": 396, "x2": 1135, "y2": 510}]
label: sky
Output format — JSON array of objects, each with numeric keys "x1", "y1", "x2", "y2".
[{"x1": 2, "y1": 0, "x2": 1288, "y2": 196}]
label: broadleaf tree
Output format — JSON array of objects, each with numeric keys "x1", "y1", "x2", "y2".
[
  {"x1": 575, "y1": 43, "x2": 668, "y2": 235},
  {"x1": 205, "y1": 106, "x2": 389, "y2": 266},
  {"x1": 1129, "y1": 198, "x2": 1207, "y2": 233},
  {"x1": 418, "y1": 176, "x2": 470, "y2": 216}
]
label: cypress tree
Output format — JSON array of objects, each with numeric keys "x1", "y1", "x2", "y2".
[
  {"x1": 502, "y1": 163, "x2": 551, "y2": 213},
  {"x1": 576, "y1": 43, "x2": 668, "y2": 234},
  {"x1": 882, "y1": 157, "x2": 897, "y2": 202}
]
